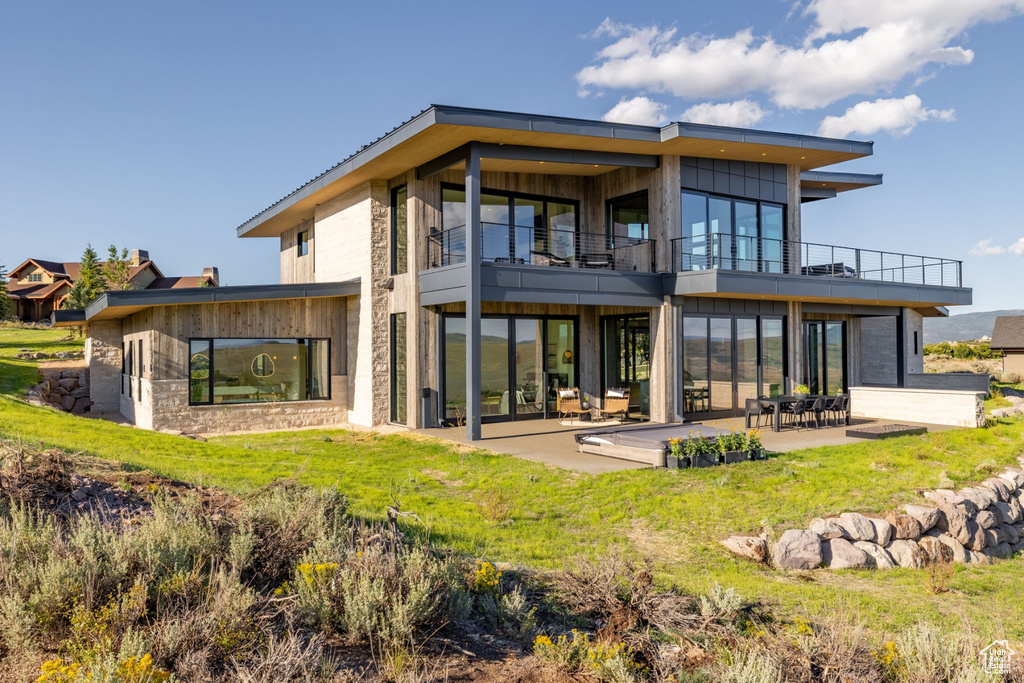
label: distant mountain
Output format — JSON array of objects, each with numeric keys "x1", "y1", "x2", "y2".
[{"x1": 923, "y1": 309, "x2": 1024, "y2": 344}]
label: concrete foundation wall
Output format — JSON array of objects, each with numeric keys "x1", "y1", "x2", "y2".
[
  {"x1": 850, "y1": 386, "x2": 985, "y2": 428},
  {"x1": 148, "y1": 375, "x2": 349, "y2": 434}
]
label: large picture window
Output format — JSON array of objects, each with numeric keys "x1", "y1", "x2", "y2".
[
  {"x1": 678, "y1": 191, "x2": 784, "y2": 273},
  {"x1": 188, "y1": 338, "x2": 330, "y2": 405}
]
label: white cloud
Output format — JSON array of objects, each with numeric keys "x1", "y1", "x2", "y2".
[
  {"x1": 817, "y1": 95, "x2": 954, "y2": 137},
  {"x1": 970, "y1": 238, "x2": 1006, "y2": 256},
  {"x1": 602, "y1": 96, "x2": 669, "y2": 126},
  {"x1": 577, "y1": 2, "x2": 1024, "y2": 110},
  {"x1": 1008, "y1": 238, "x2": 1024, "y2": 256},
  {"x1": 682, "y1": 100, "x2": 768, "y2": 127}
]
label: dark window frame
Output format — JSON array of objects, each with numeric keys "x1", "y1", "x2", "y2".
[
  {"x1": 680, "y1": 189, "x2": 787, "y2": 272},
  {"x1": 390, "y1": 312, "x2": 408, "y2": 424},
  {"x1": 187, "y1": 337, "x2": 331, "y2": 406},
  {"x1": 391, "y1": 185, "x2": 408, "y2": 275},
  {"x1": 606, "y1": 190, "x2": 650, "y2": 241},
  {"x1": 297, "y1": 229, "x2": 309, "y2": 257},
  {"x1": 802, "y1": 320, "x2": 847, "y2": 395}
]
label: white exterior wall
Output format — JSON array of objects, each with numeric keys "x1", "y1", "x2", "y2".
[{"x1": 850, "y1": 386, "x2": 985, "y2": 428}]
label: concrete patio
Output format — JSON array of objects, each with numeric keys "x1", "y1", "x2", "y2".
[{"x1": 417, "y1": 416, "x2": 958, "y2": 475}]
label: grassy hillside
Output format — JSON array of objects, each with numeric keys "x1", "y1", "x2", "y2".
[{"x1": 2, "y1": 325, "x2": 1024, "y2": 644}]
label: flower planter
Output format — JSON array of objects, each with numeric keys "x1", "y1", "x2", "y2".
[
  {"x1": 666, "y1": 454, "x2": 681, "y2": 469},
  {"x1": 747, "y1": 448, "x2": 766, "y2": 461},
  {"x1": 719, "y1": 450, "x2": 748, "y2": 465},
  {"x1": 690, "y1": 453, "x2": 719, "y2": 468}
]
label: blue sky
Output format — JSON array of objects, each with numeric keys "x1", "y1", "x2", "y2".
[{"x1": 2, "y1": 1, "x2": 1023, "y2": 313}]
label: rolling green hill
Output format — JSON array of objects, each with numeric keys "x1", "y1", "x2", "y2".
[{"x1": 923, "y1": 308, "x2": 1024, "y2": 344}]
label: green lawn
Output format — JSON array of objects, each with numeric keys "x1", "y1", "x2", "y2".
[{"x1": 2, "y1": 325, "x2": 1024, "y2": 639}]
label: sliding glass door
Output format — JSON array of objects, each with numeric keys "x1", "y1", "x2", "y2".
[
  {"x1": 804, "y1": 321, "x2": 845, "y2": 395},
  {"x1": 443, "y1": 315, "x2": 576, "y2": 424},
  {"x1": 682, "y1": 315, "x2": 786, "y2": 416},
  {"x1": 601, "y1": 314, "x2": 650, "y2": 420}
]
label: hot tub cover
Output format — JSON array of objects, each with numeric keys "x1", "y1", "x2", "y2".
[{"x1": 574, "y1": 422, "x2": 727, "y2": 450}]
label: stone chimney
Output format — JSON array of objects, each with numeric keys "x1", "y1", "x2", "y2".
[
  {"x1": 202, "y1": 266, "x2": 220, "y2": 287},
  {"x1": 130, "y1": 249, "x2": 149, "y2": 266}
]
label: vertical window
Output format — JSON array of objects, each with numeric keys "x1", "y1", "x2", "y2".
[
  {"x1": 608, "y1": 192, "x2": 649, "y2": 240},
  {"x1": 298, "y1": 230, "x2": 309, "y2": 257},
  {"x1": 126, "y1": 343, "x2": 133, "y2": 399},
  {"x1": 391, "y1": 313, "x2": 407, "y2": 423},
  {"x1": 391, "y1": 186, "x2": 408, "y2": 275},
  {"x1": 121, "y1": 342, "x2": 126, "y2": 395},
  {"x1": 914, "y1": 331, "x2": 919, "y2": 355},
  {"x1": 189, "y1": 340, "x2": 212, "y2": 404}
]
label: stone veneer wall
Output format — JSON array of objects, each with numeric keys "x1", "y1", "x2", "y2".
[
  {"x1": 723, "y1": 456, "x2": 1024, "y2": 570},
  {"x1": 86, "y1": 320, "x2": 122, "y2": 412},
  {"x1": 850, "y1": 386, "x2": 985, "y2": 428},
  {"x1": 145, "y1": 376, "x2": 349, "y2": 434}
]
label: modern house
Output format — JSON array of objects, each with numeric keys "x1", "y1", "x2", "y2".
[
  {"x1": 8, "y1": 250, "x2": 219, "y2": 322},
  {"x1": 56, "y1": 105, "x2": 973, "y2": 438},
  {"x1": 989, "y1": 316, "x2": 1024, "y2": 376}
]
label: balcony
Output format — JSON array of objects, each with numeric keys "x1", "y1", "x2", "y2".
[
  {"x1": 671, "y1": 234, "x2": 962, "y2": 288},
  {"x1": 426, "y1": 222, "x2": 656, "y2": 273}
]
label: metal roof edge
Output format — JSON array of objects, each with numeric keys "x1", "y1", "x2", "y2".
[{"x1": 800, "y1": 170, "x2": 883, "y2": 185}]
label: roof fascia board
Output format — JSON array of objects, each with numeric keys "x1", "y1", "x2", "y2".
[
  {"x1": 416, "y1": 141, "x2": 660, "y2": 179},
  {"x1": 663, "y1": 122, "x2": 873, "y2": 155},
  {"x1": 800, "y1": 170, "x2": 883, "y2": 186},
  {"x1": 83, "y1": 280, "x2": 362, "y2": 321}
]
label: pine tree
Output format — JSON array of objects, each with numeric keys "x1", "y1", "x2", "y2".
[
  {"x1": 76, "y1": 244, "x2": 108, "y2": 306},
  {"x1": 104, "y1": 245, "x2": 134, "y2": 291},
  {"x1": 0, "y1": 265, "x2": 13, "y2": 320},
  {"x1": 62, "y1": 278, "x2": 91, "y2": 310}
]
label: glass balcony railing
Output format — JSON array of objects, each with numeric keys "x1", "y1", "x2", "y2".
[
  {"x1": 671, "y1": 234, "x2": 963, "y2": 287},
  {"x1": 426, "y1": 222, "x2": 656, "y2": 272}
]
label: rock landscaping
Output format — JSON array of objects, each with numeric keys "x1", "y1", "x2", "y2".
[
  {"x1": 722, "y1": 455, "x2": 1024, "y2": 571},
  {"x1": 991, "y1": 387, "x2": 1024, "y2": 418},
  {"x1": 27, "y1": 367, "x2": 92, "y2": 415},
  {"x1": 15, "y1": 349, "x2": 84, "y2": 360}
]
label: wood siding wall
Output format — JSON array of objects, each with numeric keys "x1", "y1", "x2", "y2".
[{"x1": 280, "y1": 218, "x2": 314, "y2": 284}]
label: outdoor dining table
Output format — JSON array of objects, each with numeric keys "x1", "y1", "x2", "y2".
[{"x1": 746, "y1": 395, "x2": 820, "y2": 432}]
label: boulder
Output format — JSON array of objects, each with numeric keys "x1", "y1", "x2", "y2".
[
  {"x1": 975, "y1": 510, "x2": 999, "y2": 530},
  {"x1": 70, "y1": 386, "x2": 90, "y2": 399},
  {"x1": 924, "y1": 489, "x2": 962, "y2": 506},
  {"x1": 78, "y1": 368, "x2": 89, "y2": 386},
  {"x1": 822, "y1": 538, "x2": 872, "y2": 570},
  {"x1": 983, "y1": 478, "x2": 1014, "y2": 503},
  {"x1": 917, "y1": 536, "x2": 954, "y2": 564},
  {"x1": 57, "y1": 378, "x2": 79, "y2": 391},
  {"x1": 60, "y1": 395, "x2": 76, "y2": 412},
  {"x1": 993, "y1": 501, "x2": 1021, "y2": 525},
  {"x1": 837, "y1": 512, "x2": 876, "y2": 542},
  {"x1": 964, "y1": 521, "x2": 987, "y2": 552},
  {"x1": 721, "y1": 536, "x2": 769, "y2": 564},
  {"x1": 809, "y1": 518, "x2": 844, "y2": 540},
  {"x1": 55, "y1": 386, "x2": 69, "y2": 397},
  {"x1": 868, "y1": 517, "x2": 893, "y2": 546},
  {"x1": 983, "y1": 542, "x2": 1013, "y2": 561},
  {"x1": 953, "y1": 488, "x2": 989, "y2": 512},
  {"x1": 998, "y1": 469, "x2": 1024, "y2": 488},
  {"x1": 935, "y1": 504, "x2": 972, "y2": 547},
  {"x1": 935, "y1": 533, "x2": 970, "y2": 564},
  {"x1": 60, "y1": 369, "x2": 76, "y2": 379},
  {"x1": 885, "y1": 512, "x2": 923, "y2": 541},
  {"x1": 854, "y1": 541, "x2": 896, "y2": 569},
  {"x1": 999, "y1": 524, "x2": 1020, "y2": 545},
  {"x1": 904, "y1": 504, "x2": 942, "y2": 532},
  {"x1": 774, "y1": 530, "x2": 823, "y2": 570},
  {"x1": 965, "y1": 549, "x2": 990, "y2": 565},
  {"x1": 887, "y1": 539, "x2": 923, "y2": 569},
  {"x1": 71, "y1": 398, "x2": 91, "y2": 415}
]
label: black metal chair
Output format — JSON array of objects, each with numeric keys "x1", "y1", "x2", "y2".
[
  {"x1": 807, "y1": 396, "x2": 828, "y2": 428},
  {"x1": 781, "y1": 398, "x2": 808, "y2": 429},
  {"x1": 827, "y1": 394, "x2": 849, "y2": 426}
]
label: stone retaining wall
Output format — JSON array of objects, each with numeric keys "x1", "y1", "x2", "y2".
[
  {"x1": 27, "y1": 368, "x2": 92, "y2": 414},
  {"x1": 723, "y1": 456, "x2": 1024, "y2": 571}
]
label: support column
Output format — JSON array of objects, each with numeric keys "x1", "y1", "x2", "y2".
[
  {"x1": 787, "y1": 301, "x2": 803, "y2": 392},
  {"x1": 465, "y1": 143, "x2": 482, "y2": 440},
  {"x1": 895, "y1": 308, "x2": 906, "y2": 388},
  {"x1": 786, "y1": 165, "x2": 802, "y2": 275}
]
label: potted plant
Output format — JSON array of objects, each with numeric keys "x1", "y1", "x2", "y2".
[
  {"x1": 666, "y1": 436, "x2": 686, "y2": 469},
  {"x1": 746, "y1": 429, "x2": 765, "y2": 460},
  {"x1": 684, "y1": 431, "x2": 718, "y2": 468},
  {"x1": 793, "y1": 384, "x2": 810, "y2": 398},
  {"x1": 581, "y1": 393, "x2": 591, "y2": 410},
  {"x1": 717, "y1": 428, "x2": 748, "y2": 464}
]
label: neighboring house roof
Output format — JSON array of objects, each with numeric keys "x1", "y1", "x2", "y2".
[
  {"x1": 6, "y1": 280, "x2": 71, "y2": 300},
  {"x1": 147, "y1": 276, "x2": 209, "y2": 289},
  {"x1": 7, "y1": 258, "x2": 163, "y2": 282},
  {"x1": 237, "y1": 104, "x2": 877, "y2": 239},
  {"x1": 988, "y1": 316, "x2": 1024, "y2": 349}
]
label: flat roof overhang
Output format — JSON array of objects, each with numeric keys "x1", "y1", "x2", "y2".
[
  {"x1": 77, "y1": 281, "x2": 361, "y2": 322},
  {"x1": 668, "y1": 270, "x2": 972, "y2": 308},
  {"x1": 51, "y1": 309, "x2": 86, "y2": 327},
  {"x1": 238, "y1": 105, "x2": 874, "y2": 239},
  {"x1": 800, "y1": 170, "x2": 882, "y2": 202},
  {"x1": 420, "y1": 263, "x2": 666, "y2": 308}
]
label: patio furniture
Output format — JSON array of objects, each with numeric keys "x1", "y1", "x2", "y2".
[
  {"x1": 807, "y1": 396, "x2": 828, "y2": 428},
  {"x1": 602, "y1": 387, "x2": 631, "y2": 421},
  {"x1": 580, "y1": 252, "x2": 613, "y2": 268},
  {"x1": 684, "y1": 386, "x2": 708, "y2": 413},
  {"x1": 530, "y1": 250, "x2": 570, "y2": 267},
  {"x1": 557, "y1": 387, "x2": 589, "y2": 422},
  {"x1": 826, "y1": 394, "x2": 849, "y2": 426},
  {"x1": 744, "y1": 396, "x2": 775, "y2": 428},
  {"x1": 780, "y1": 398, "x2": 810, "y2": 429}
]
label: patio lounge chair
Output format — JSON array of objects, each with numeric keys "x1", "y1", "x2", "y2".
[
  {"x1": 557, "y1": 387, "x2": 589, "y2": 422},
  {"x1": 602, "y1": 387, "x2": 630, "y2": 421},
  {"x1": 530, "y1": 250, "x2": 570, "y2": 267}
]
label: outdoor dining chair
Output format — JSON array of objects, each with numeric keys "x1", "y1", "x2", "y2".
[
  {"x1": 781, "y1": 398, "x2": 809, "y2": 429},
  {"x1": 826, "y1": 394, "x2": 849, "y2": 426},
  {"x1": 807, "y1": 396, "x2": 828, "y2": 429}
]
